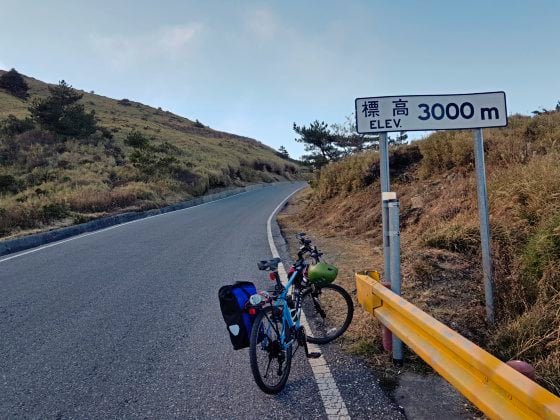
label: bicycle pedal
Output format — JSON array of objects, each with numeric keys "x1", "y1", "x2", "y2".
[{"x1": 307, "y1": 352, "x2": 321, "y2": 359}]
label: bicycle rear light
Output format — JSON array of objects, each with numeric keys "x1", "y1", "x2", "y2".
[{"x1": 268, "y1": 273, "x2": 276, "y2": 281}]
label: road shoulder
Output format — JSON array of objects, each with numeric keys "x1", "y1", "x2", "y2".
[
  {"x1": 275, "y1": 187, "x2": 476, "y2": 419},
  {"x1": 271, "y1": 195, "x2": 405, "y2": 419}
]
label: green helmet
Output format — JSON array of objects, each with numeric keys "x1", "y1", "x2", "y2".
[{"x1": 307, "y1": 262, "x2": 338, "y2": 285}]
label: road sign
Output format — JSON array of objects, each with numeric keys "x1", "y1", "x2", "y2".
[
  {"x1": 360, "y1": 91, "x2": 507, "y2": 325},
  {"x1": 355, "y1": 92, "x2": 507, "y2": 134}
]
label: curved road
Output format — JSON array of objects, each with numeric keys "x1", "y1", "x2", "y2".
[{"x1": 0, "y1": 182, "x2": 402, "y2": 419}]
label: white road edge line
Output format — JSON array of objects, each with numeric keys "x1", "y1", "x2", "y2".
[
  {"x1": 0, "y1": 186, "x2": 264, "y2": 264},
  {"x1": 267, "y1": 187, "x2": 351, "y2": 420}
]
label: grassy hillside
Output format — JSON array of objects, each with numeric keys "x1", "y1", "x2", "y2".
[
  {"x1": 0, "y1": 70, "x2": 299, "y2": 238},
  {"x1": 279, "y1": 110, "x2": 560, "y2": 395}
]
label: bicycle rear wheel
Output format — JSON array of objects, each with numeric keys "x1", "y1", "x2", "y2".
[
  {"x1": 249, "y1": 305, "x2": 292, "y2": 394},
  {"x1": 301, "y1": 284, "x2": 354, "y2": 344}
]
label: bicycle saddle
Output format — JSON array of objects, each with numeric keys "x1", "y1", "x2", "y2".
[{"x1": 257, "y1": 257, "x2": 282, "y2": 271}]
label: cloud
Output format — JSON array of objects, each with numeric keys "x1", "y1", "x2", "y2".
[
  {"x1": 242, "y1": 8, "x2": 351, "y2": 99},
  {"x1": 159, "y1": 25, "x2": 200, "y2": 52},
  {"x1": 245, "y1": 8, "x2": 280, "y2": 41},
  {"x1": 90, "y1": 23, "x2": 203, "y2": 69}
]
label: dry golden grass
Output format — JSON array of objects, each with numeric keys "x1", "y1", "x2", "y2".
[
  {"x1": 279, "y1": 111, "x2": 560, "y2": 395},
  {"x1": 0, "y1": 71, "x2": 300, "y2": 238}
]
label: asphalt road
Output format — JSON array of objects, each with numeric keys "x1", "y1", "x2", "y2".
[{"x1": 0, "y1": 182, "x2": 402, "y2": 419}]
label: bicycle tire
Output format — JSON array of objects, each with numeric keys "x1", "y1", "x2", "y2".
[
  {"x1": 249, "y1": 305, "x2": 292, "y2": 394},
  {"x1": 301, "y1": 283, "x2": 354, "y2": 344}
]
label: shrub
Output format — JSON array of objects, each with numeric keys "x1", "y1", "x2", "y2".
[
  {"x1": 423, "y1": 224, "x2": 480, "y2": 255},
  {"x1": 129, "y1": 149, "x2": 177, "y2": 176},
  {"x1": 418, "y1": 112, "x2": 560, "y2": 177},
  {"x1": 418, "y1": 131, "x2": 473, "y2": 177},
  {"x1": 313, "y1": 151, "x2": 379, "y2": 200},
  {"x1": 0, "y1": 115, "x2": 35, "y2": 136},
  {"x1": 72, "y1": 214, "x2": 90, "y2": 224},
  {"x1": 124, "y1": 130, "x2": 150, "y2": 148},
  {"x1": 0, "y1": 202, "x2": 43, "y2": 233},
  {"x1": 524, "y1": 111, "x2": 560, "y2": 154},
  {"x1": 389, "y1": 144, "x2": 422, "y2": 178},
  {"x1": 118, "y1": 98, "x2": 131, "y2": 106},
  {"x1": 521, "y1": 213, "x2": 560, "y2": 304},
  {"x1": 0, "y1": 175, "x2": 19, "y2": 193},
  {"x1": 104, "y1": 142, "x2": 125, "y2": 166},
  {"x1": 152, "y1": 141, "x2": 181, "y2": 155},
  {"x1": 98, "y1": 126, "x2": 114, "y2": 140},
  {"x1": 16, "y1": 129, "x2": 58, "y2": 147},
  {"x1": 485, "y1": 115, "x2": 532, "y2": 165},
  {"x1": 41, "y1": 203, "x2": 69, "y2": 222},
  {"x1": 489, "y1": 296, "x2": 560, "y2": 395},
  {"x1": 0, "y1": 68, "x2": 29, "y2": 99},
  {"x1": 172, "y1": 167, "x2": 199, "y2": 185},
  {"x1": 25, "y1": 167, "x2": 56, "y2": 186},
  {"x1": 29, "y1": 80, "x2": 97, "y2": 138}
]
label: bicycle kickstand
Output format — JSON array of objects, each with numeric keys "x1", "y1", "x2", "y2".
[{"x1": 297, "y1": 327, "x2": 321, "y2": 359}]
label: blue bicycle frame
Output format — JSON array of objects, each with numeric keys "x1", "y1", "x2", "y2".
[{"x1": 273, "y1": 266, "x2": 303, "y2": 350}]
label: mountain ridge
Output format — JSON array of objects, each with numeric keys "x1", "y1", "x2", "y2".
[{"x1": 0, "y1": 70, "x2": 300, "y2": 239}]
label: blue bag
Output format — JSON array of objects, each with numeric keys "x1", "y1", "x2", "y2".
[{"x1": 218, "y1": 281, "x2": 257, "y2": 350}]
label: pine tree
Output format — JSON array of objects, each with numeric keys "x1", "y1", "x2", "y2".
[
  {"x1": 29, "y1": 80, "x2": 97, "y2": 138},
  {"x1": 0, "y1": 68, "x2": 29, "y2": 99},
  {"x1": 278, "y1": 145, "x2": 290, "y2": 159},
  {"x1": 293, "y1": 120, "x2": 340, "y2": 168}
]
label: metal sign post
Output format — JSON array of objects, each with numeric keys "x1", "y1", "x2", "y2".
[
  {"x1": 388, "y1": 199, "x2": 403, "y2": 365},
  {"x1": 473, "y1": 128, "x2": 495, "y2": 323},
  {"x1": 379, "y1": 131, "x2": 403, "y2": 363}
]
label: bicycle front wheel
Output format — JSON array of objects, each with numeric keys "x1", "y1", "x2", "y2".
[
  {"x1": 301, "y1": 284, "x2": 354, "y2": 344},
  {"x1": 249, "y1": 306, "x2": 292, "y2": 394}
]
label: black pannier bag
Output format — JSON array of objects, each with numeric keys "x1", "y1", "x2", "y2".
[{"x1": 218, "y1": 281, "x2": 257, "y2": 350}]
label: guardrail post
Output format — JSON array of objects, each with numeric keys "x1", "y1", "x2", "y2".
[
  {"x1": 379, "y1": 133, "x2": 391, "y2": 283},
  {"x1": 388, "y1": 199, "x2": 403, "y2": 365},
  {"x1": 382, "y1": 198, "x2": 391, "y2": 281}
]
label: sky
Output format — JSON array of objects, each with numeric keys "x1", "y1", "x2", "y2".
[{"x1": 1, "y1": 0, "x2": 559, "y2": 158}]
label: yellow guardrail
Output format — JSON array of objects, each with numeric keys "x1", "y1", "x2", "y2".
[{"x1": 356, "y1": 271, "x2": 560, "y2": 419}]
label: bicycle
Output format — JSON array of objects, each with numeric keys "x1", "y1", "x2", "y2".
[
  {"x1": 292, "y1": 233, "x2": 354, "y2": 344},
  {"x1": 248, "y1": 234, "x2": 353, "y2": 394}
]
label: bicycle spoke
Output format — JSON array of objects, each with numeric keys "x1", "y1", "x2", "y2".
[
  {"x1": 302, "y1": 284, "x2": 354, "y2": 344},
  {"x1": 250, "y1": 306, "x2": 293, "y2": 394},
  {"x1": 312, "y1": 296, "x2": 327, "y2": 318}
]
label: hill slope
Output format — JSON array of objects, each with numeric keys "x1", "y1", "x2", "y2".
[
  {"x1": 0, "y1": 71, "x2": 299, "y2": 238},
  {"x1": 279, "y1": 111, "x2": 560, "y2": 395}
]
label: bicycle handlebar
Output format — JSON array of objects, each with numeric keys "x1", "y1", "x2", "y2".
[
  {"x1": 295, "y1": 233, "x2": 323, "y2": 263},
  {"x1": 256, "y1": 235, "x2": 326, "y2": 291}
]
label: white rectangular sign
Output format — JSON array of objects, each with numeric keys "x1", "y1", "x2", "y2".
[{"x1": 355, "y1": 92, "x2": 507, "y2": 133}]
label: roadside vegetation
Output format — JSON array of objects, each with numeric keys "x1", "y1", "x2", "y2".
[
  {"x1": 0, "y1": 69, "x2": 299, "y2": 239},
  {"x1": 293, "y1": 116, "x2": 406, "y2": 169},
  {"x1": 279, "y1": 106, "x2": 560, "y2": 395}
]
